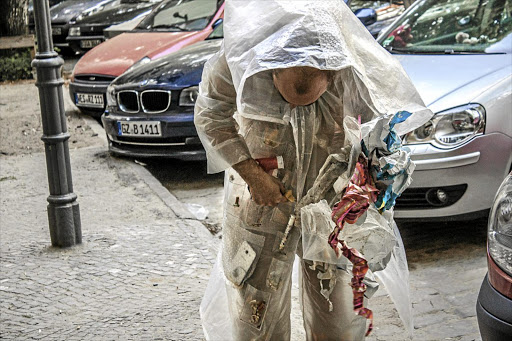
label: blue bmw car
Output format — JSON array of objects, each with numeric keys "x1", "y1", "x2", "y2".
[{"x1": 101, "y1": 22, "x2": 224, "y2": 160}]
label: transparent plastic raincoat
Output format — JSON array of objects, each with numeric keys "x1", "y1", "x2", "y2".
[{"x1": 195, "y1": 1, "x2": 433, "y2": 340}]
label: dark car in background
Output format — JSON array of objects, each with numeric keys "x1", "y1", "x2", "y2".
[
  {"x1": 66, "y1": 0, "x2": 162, "y2": 53},
  {"x1": 476, "y1": 173, "x2": 512, "y2": 340},
  {"x1": 28, "y1": 0, "x2": 108, "y2": 55},
  {"x1": 101, "y1": 23, "x2": 224, "y2": 159}
]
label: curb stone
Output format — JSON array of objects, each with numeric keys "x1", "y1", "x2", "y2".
[{"x1": 75, "y1": 100, "x2": 211, "y2": 233}]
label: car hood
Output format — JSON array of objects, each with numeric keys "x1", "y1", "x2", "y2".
[
  {"x1": 395, "y1": 53, "x2": 511, "y2": 107},
  {"x1": 50, "y1": 0, "x2": 107, "y2": 24},
  {"x1": 75, "y1": 1, "x2": 157, "y2": 25},
  {"x1": 113, "y1": 38, "x2": 223, "y2": 89},
  {"x1": 73, "y1": 31, "x2": 204, "y2": 76}
]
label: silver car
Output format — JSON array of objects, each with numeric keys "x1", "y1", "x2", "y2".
[{"x1": 377, "y1": 0, "x2": 512, "y2": 220}]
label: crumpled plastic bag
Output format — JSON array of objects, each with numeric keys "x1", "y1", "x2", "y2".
[
  {"x1": 301, "y1": 200, "x2": 347, "y2": 266},
  {"x1": 301, "y1": 200, "x2": 395, "y2": 272}
]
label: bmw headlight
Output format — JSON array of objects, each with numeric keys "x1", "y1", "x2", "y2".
[
  {"x1": 106, "y1": 84, "x2": 117, "y2": 107},
  {"x1": 488, "y1": 174, "x2": 512, "y2": 276},
  {"x1": 125, "y1": 56, "x2": 151, "y2": 74},
  {"x1": 179, "y1": 86, "x2": 199, "y2": 107},
  {"x1": 405, "y1": 103, "x2": 485, "y2": 148},
  {"x1": 69, "y1": 27, "x2": 80, "y2": 36}
]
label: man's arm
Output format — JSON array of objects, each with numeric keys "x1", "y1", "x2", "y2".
[
  {"x1": 194, "y1": 48, "x2": 286, "y2": 206},
  {"x1": 194, "y1": 48, "x2": 252, "y2": 173},
  {"x1": 232, "y1": 159, "x2": 287, "y2": 206}
]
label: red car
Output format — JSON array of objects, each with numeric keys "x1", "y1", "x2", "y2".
[{"x1": 69, "y1": 0, "x2": 224, "y2": 117}]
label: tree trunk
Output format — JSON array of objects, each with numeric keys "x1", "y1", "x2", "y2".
[{"x1": 0, "y1": 0, "x2": 29, "y2": 37}]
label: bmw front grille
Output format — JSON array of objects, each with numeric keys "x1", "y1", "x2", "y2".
[
  {"x1": 118, "y1": 90, "x2": 139, "y2": 113},
  {"x1": 117, "y1": 90, "x2": 171, "y2": 114}
]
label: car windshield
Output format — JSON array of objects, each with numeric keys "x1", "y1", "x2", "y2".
[
  {"x1": 379, "y1": 0, "x2": 512, "y2": 53},
  {"x1": 137, "y1": 0, "x2": 221, "y2": 31}
]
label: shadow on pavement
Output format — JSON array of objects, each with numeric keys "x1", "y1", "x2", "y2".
[
  {"x1": 143, "y1": 159, "x2": 224, "y2": 191},
  {"x1": 397, "y1": 218, "x2": 488, "y2": 264}
]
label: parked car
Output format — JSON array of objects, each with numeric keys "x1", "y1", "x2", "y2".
[
  {"x1": 103, "y1": 9, "x2": 151, "y2": 38},
  {"x1": 69, "y1": 0, "x2": 225, "y2": 117},
  {"x1": 98, "y1": 0, "x2": 396, "y2": 159},
  {"x1": 476, "y1": 173, "x2": 512, "y2": 340},
  {"x1": 66, "y1": 0, "x2": 163, "y2": 54},
  {"x1": 28, "y1": 0, "x2": 108, "y2": 55},
  {"x1": 376, "y1": 0, "x2": 512, "y2": 220},
  {"x1": 349, "y1": 0, "x2": 406, "y2": 37},
  {"x1": 101, "y1": 22, "x2": 224, "y2": 159}
]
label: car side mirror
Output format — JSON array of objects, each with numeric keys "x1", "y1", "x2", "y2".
[
  {"x1": 212, "y1": 18, "x2": 223, "y2": 29},
  {"x1": 354, "y1": 8, "x2": 377, "y2": 27},
  {"x1": 173, "y1": 12, "x2": 188, "y2": 21}
]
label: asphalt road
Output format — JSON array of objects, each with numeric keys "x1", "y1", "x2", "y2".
[{"x1": 143, "y1": 158, "x2": 488, "y2": 248}]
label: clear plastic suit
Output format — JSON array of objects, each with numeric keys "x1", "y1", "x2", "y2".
[{"x1": 195, "y1": 1, "x2": 433, "y2": 340}]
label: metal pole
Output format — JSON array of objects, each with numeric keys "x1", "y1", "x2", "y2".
[{"x1": 31, "y1": 0, "x2": 82, "y2": 247}]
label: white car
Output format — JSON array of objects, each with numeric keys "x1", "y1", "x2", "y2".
[{"x1": 377, "y1": 0, "x2": 512, "y2": 220}]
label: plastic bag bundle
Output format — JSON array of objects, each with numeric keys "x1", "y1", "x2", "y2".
[
  {"x1": 361, "y1": 111, "x2": 416, "y2": 212},
  {"x1": 300, "y1": 111, "x2": 419, "y2": 336}
]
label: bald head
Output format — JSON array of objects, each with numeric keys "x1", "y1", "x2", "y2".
[{"x1": 272, "y1": 66, "x2": 332, "y2": 107}]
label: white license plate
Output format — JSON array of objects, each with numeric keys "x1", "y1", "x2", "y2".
[
  {"x1": 75, "y1": 93, "x2": 104, "y2": 108},
  {"x1": 117, "y1": 121, "x2": 162, "y2": 137},
  {"x1": 52, "y1": 27, "x2": 62, "y2": 35},
  {"x1": 80, "y1": 39, "x2": 102, "y2": 48}
]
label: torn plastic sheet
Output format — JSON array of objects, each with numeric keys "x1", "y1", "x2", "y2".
[
  {"x1": 374, "y1": 219, "x2": 414, "y2": 338},
  {"x1": 201, "y1": 251, "x2": 303, "y2": 341},
  {"x1": 200, "y1": 250, "x2": 233, "y2": 341},
  {"x1": 301, "y1": 200, "x2": 395, "y2": 271}
]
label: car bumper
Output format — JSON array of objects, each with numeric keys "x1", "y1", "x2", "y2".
[
  {"x1": 69, "y1": 78, "x2": 114, "y2": 117},
  {"x1": 52, "y1": 24, "x2": 70, "y2": 48},
  {"x1": 394, "y1": 133, "x2": 512, "y2": 219},
  {"x1": 67, "y1": 35, "x2": 105, "y2": 52},
  {"x1": 101, "y1": 111, "x2": 206, "y2": 160},
  {"x1": 476, "y1": 274, "x2": 512, "y2": 340}
]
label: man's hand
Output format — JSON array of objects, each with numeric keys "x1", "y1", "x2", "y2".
[{"x1": 233, "y1": 158, "x2": 288, "y2": 206}]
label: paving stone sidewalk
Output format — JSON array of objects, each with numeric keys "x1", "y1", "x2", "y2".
[
  {"x1": 0, "y1": 80, "x2": 218, "y2": 340},
  {"x1": 1, "y1": 81, "x2": 486, "y2": 340},
  {"x1": 0, "y1": 146, "x2": 219, "y2": 340}
]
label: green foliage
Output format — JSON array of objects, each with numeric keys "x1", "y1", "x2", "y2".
[{"x1": 0, "y1": 48, "x2": 33, "y2": 82}]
